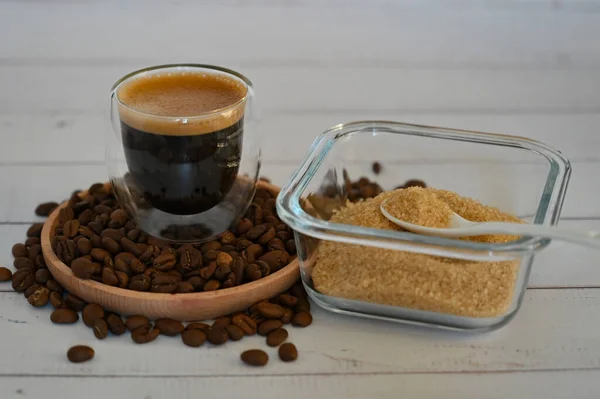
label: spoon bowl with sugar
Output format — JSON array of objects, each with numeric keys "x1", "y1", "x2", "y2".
[{"x1": 380, "y1": 199, "x2": 600, "y2": 250}]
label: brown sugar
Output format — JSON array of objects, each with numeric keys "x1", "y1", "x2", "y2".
[
  {"x1": 383, "y1": 187, "x2": 453, "y2": 228},
  {"x1": 312, "y1": 188, "x2": 524, "y2": 318}
]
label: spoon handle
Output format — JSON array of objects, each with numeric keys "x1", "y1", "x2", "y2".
[{"x1": 462, "y1": 222, "x2": 600, "y2": 249}]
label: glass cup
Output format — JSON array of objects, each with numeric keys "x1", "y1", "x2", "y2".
[{"x1": 107, "y1": 64, "x2": 261, "y2": 243}]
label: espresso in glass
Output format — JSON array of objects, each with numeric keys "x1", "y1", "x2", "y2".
[{"x1": 116, "y1": 71, "x2": 248, "y2": 216}]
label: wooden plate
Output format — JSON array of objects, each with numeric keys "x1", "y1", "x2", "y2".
[{"x1": 41, "y1": 181, "x2": 300, "y2": 321}]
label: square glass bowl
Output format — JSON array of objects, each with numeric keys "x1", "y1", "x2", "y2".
[{"x1": 276, "y1": 121, "x2": 571, "y2": 332}]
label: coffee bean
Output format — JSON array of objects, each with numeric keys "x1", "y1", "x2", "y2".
[
  {"x1": 27, "y1": 244, "x2": 42, "y2": 261},
  {"x1": 256, "y1": 261, "x2": 270, "y2": 278},
  {"x1": 207, "y1": 328, "x2": 228, "y2": 345},
  {"x1": 51, "y1": 308, "x2": 79, "y2": 324},
  {"x1": 258, "y1": 250, "x2": 289, "y2": 272},
  {"x1": 0, "y1": 267, "x2": 12, "y2": 282},
  {"x1": 27, "y1": 286, "x2": 50, "y2": 307},
  {"x1": 154, "y1": 253, "x2": 176, "y2": 271},
  {"x1": 216, "y1": 252, "x2": 233, "y2": 269},
  {"x1": 76, "y1": 237, "x2": 92, "y2": 255},
  {"x1": 278, "y1": 294, "x2": 298, "y2": 308},
  {"x1": 63, "y1": 220, "x2": 80, "y2": 238},
  {"x1": 200, "y1": 241, "x2": 221, "y2": 253},
  {"x1": 101, "y1": 237, "x2": 121, "y2": 255},
  {"x1": 49, "y1": 291, "x2": 65, "y2": 308},
  {"x1": 46, "y1": 279, "x2": 64, "y2": 294},
  {"x1": 65, "y1": 294, "x2": 86, "y2": 312},
  {"x1": 246, "y1": 203, "x2": 263, "y2": 225},
  {"x1": 11, "y1": 269, "x2": 35, "y2": 292},
  {"x1": 236, "y1": 239, "x2": 253, "y2": 251},
  {"x1": 281, "y1": 308, "x2": 294, "y2": 324},
  {"x1": 276, "y1": 231, "x2": 291, "y2": 242},
  {"x1": 110, "y1": 209, "x2": 129, "y2": 226},
  {"x1": 35, "y1": 201, "x2": 59, "y2": 216},
  {"x1": 177, "y1": 328, "x2": 207, "y2": 348},
  {"x1": 14, "y1": 257, "x2": 34, "y2": 270},
  {"x1": 173, "y1": 281, "x2": 194, "y2": 293},
  {"x1": 93, "y1": 319, "x2": 109, "y2": 339},
  {"x1": 241, "y1": 349, "x2": 268, "y2": 367},
  {"x1": 150, "y1": 275, "x2": 178, "y2": 293},
  {"x1": 278, "y1": 343, "x2": 298, "y2": 362},
  {"x1": 257, "y1": 226, "x2": 276, "y2": 245},
  {"x1": 225, "y1": 324, "x2": 245, "y2": 341},
  {"x1": 11, "y1": 243, "x2": 28, "y2": 258},
  {"x1": 67, "y1": 345, "x2": 94, "y2": 363},
  {"x1": 234, "y1": 218, "x2": 253, "y2": 235},
  {"x1": 56, "y1": 240, "x2": 75, "y2": 265},
  {"x1": 27, "y1": 223, "x2": 44, "y2": 238},
  {"x1": 101, "y1": 267, "x2": 118, "y2": 286},
  {"x1": 267, "y1": 238, "x2": 285, "y2": 252},
  {"x1": 244, "y1": 244, "x2": 263, "y2": 263},
  {"x1": 285, "y1": 239, "x2": 296, "y2": 255},
  {"x1": 266, "y1": 328, "x2": 288, "y2": 347},
  {"x1": 101, "y1": 313, "x2": 124, "y2": 335},
  {"x1": 82, "y1": 304, "x2": 105, "y2": 327},
  {"x1": 290, "y1": 283, "x2": 307, "y2": 299},
  {"x1": 58, "y1": 207, "x2": 75, "y2": 223},
  {"x1": 212, "y1": 317, "x2": 231, "y2": 330},
  {"x1": 35, "y1": 254, "x2": 46, "y2": 269},
  {"x1": 78, "y1": 209, "x2": 94, "y2": 226},
  {"x1": 246, "y1": 224, "x2": 268, "y2": 241},
  {"x1": 155, "y1": 318, "x2": 184, "y2": 336},
  {"x1": 90, "y1": 235, "x2": 103, "y2": 248},
  {"x1": 232, "y1": 314, "x2": 257, "y2": 335},
  {"x1": 295, "y1": 298, "x2": 311, "y2": 313},
  {"x1": 257, "y1": 303, "x2": 285, "y2": 319},
  {"x1": 24, "y1": 283, "x2": 42, "y2": 298},
  {"x1": 203, "y1": 279, "x2": 221, "y2": 291},
  {"x1": 115, "y1": 270, "x2": 129, "y2": 288},
  {"x1": 129, "y1": 274, "x2": 151, "y2": 291},
  {"x1": 292, "y1": 311, "x2": 312, "y2": 327},
  {"x1": 123, "y1": 315, "x2": 149, "y2": 332},
  {"x1": 371, "y1": 161, "x2": 382, "y2": 175},
  {"x1": 187, "y1": 276, "x2": 205, "y2": 291},
  {"x1": 71, "y1": 257, "x2": 101, "y2": 280},
  {"x1": 131, "y1": 324, "x2": 161, "y2": 344},
  {"x1": 26, "y1": 237, "x2": 41, "y2": 247},
  {"x1": 258, "y1": 319, "x2": 283, "y2": 336},
  {"x1": 245, "y1": 264, "x2": 261, "y2": 281},
  {"x1": 90, "y1": 248, "x2": 112, "y2": 264}
]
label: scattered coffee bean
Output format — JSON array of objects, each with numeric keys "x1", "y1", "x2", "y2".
[
  {"x1": 11, "y1": 243, "x2": 28, "y2": 258},
  {"x1": 93, "y1": 319, "x2": 109, "y2": 339},
  {"x1": 49, "y1": 291, "x2": 65, "y2": 309},
  {"x1": 292, "y1": 311, "x2": 312, "y2": 327},
  {"x1": 266, "y1": 328, "x2": 288, "y2": 347},
  {"x1": 295, "y1": 298, "x2": 311, "y2": 313},
  {"x1": 65, "y1": 294, "x2": 86, "y2": 312},
  {"x1": 67, "y1": 345, "x2": 94, "y2": 363},
  {"x1": 257, "y1": 303, "x2": 285, "y2": 319},
  {"x1": 281, "y1": 308, "x2": 294, "y2": 324},
  {"x1": 27, "y1": 286, "x2": 50, "y2": 307},
  {"x1": 207, "y1": 327, "x2": 228, "y2": 345},
  {"x1": 34, "y1": 269, "x2": 51, "y2": 285},
  {"x1": 11, "y1": 269, "x2": 35, "y2": 293},
  {"x1": 0, "y1": 267, "x2": 12, "y2": 282},
  {"x1": 258, "y1": 319, "x2": 284, "y2": 336},
  {"x1": 27, "y1": 223, "x2": 44, "y2": 238},
  {"x1": 278, "y1": 343, "x2": 298, "y2": 362},
  {"x1": 131, "y1": 325, "x2": 160, "y2": 344},
  {"x1": 71, "y1": 257, "x2": 101, "y2": 280},
  {"x1": 404, "y1": 179, "x2": 427, "y2": 188},
  {"x1": 155, "y1": 318, "x2": 184, "y2": 336},
  {"x1": 35, "y1": 201, "x2": 59, "y2": 216},
  {"x1": 225, "y1": 324, "x2": 245, "y2": 341},
  {"x1": 126, "y1": 315, "x2": 150, "y2": 331},
  {"x1": 232, "y1": 314, "x2": 257, "y2": 335},
  {"x1": 372, "y1": 161, "x2": 382, "y2": 175},
  {"x1": 106, "y1": 313, "x2": 126, "y2": 335},
  {"x1": 82, "y1": 304, "x2": 105, "y2": 327},
  {"x1": 241, "y1": 349, "x2": 268, "y2": 367},
  {"x1": 181, "y1": 329, "x2": 207, "y2": 347},
  {"x1": 24, "y1": 283, "x2": 42, "y2": 298},
  {"x1": 14, "y1": 257, "x2": 34, "y2": 270},
  {"x1": 46, "y1": 279, "x2": 64, "y2": 294},
  {"x1": 51, "y1": 308, "x2": 79, "y2": 324}
]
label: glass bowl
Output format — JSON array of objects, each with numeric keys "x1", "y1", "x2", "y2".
[{"x1": 276, "y1": 121, "x2": 571, "y2": 332}]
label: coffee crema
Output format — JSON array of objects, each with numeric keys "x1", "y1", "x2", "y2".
[{"x1": 116, "y1": 70, "x2": 248, "y2": 215}]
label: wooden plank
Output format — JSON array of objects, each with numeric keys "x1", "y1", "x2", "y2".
[
  {"x1": 2, "y1": 66, "x2": 600, "y2": 115},
  {"x1": 0, "y1": 289, "x2": 599, "y2": 376},
  {"x1": 1, "y1": 218, "x2": 598, "y2": 289},
  {"x1": 2, "y1": 372, "x2": 600, "y2": 399},
  {"x1": 1, "y1": 2, "x2": 600, "y2": 66},
  {"x1": 1, "y1": 113, "x2": 599, "y2": 164}
]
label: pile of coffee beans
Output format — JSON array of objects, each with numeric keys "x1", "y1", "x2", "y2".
[
  {"x1": 2, "y1": 179, "x2": 308, "y2": 366},
  {"x1": 341, "y1": 166, "x2": 427, "y2": 203},
  {"x1": 48, "y1": 182, "x2": 294, "y2": 293}
]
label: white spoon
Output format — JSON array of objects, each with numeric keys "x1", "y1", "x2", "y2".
[{"x1": 380, "y1": 199, "x2": 600, "y2": 249}]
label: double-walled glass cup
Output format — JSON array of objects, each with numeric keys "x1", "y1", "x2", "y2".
[{"x1": 107, "y1": 64, "x2": 261, "y2": 242}]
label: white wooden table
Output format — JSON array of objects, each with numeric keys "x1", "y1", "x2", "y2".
[{"x1": 2, "y1": 0, "x2": 600, "y2": 397}]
